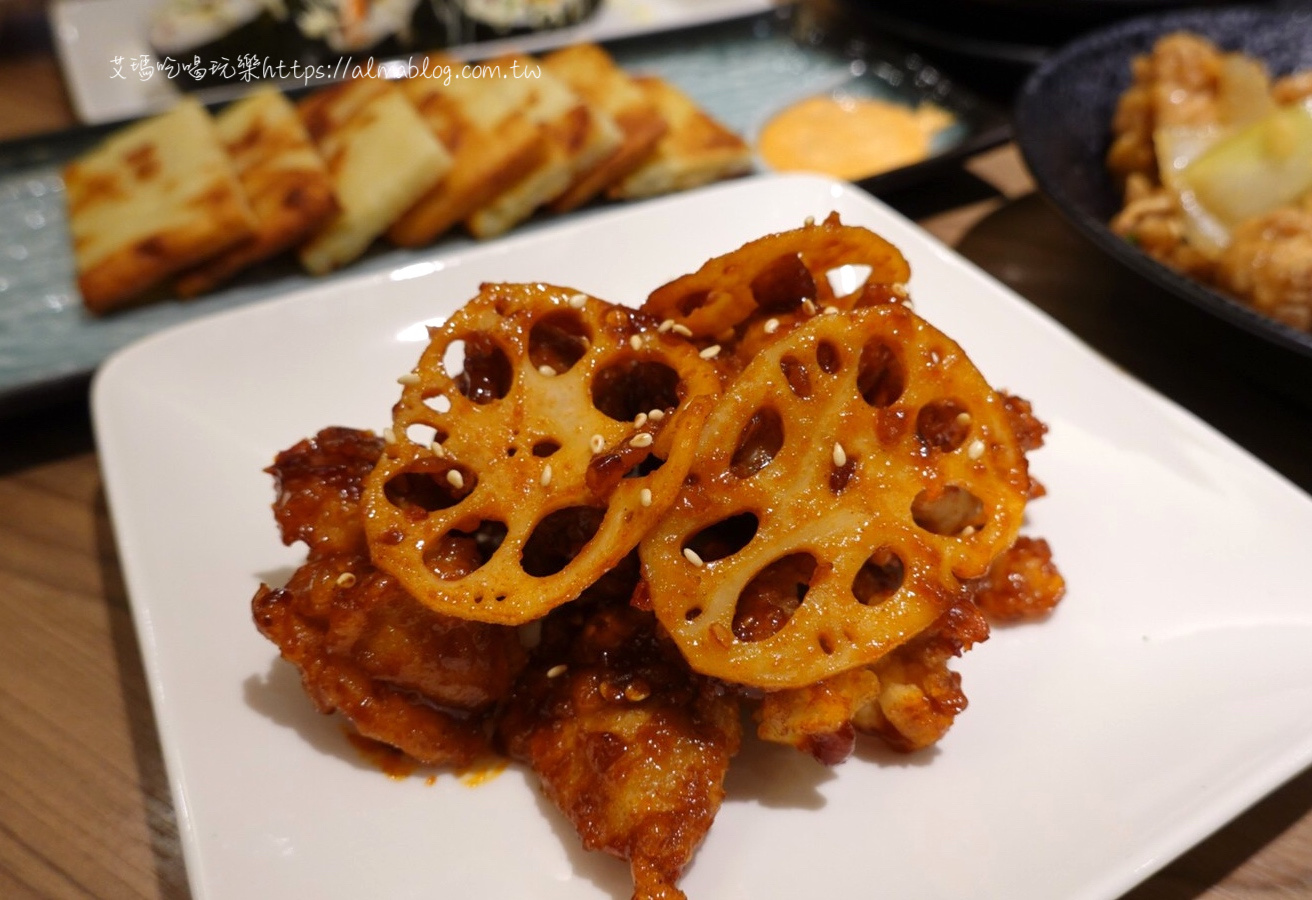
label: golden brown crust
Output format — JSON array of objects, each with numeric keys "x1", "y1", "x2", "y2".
[
  {"x1": 66, "y1": 99, "x2": 257, "y2": 313},
  {"x1": 388, "y1": 56, "x2": 550, "y2": 247},
  {"x1": 175, "y1": 89, "x2": 338, "y2": 296},
  {"x1": 542, "y1": 45, "x2": 669, "y2": 213}
]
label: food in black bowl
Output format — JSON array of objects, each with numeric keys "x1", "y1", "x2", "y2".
[{"x1": 1016, "y1": 5, "x2": 1312, "y2": 407}]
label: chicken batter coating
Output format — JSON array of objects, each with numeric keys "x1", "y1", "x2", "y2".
[{"x1": 500, "y1": 602, "x2": 741, "y2": 900}]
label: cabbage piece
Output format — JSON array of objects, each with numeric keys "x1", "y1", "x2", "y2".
[{"x1": 1178, "y1": 100, "x2": 1312, "y2": 229}]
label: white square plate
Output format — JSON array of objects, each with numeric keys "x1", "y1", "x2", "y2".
[{"x1": 93, "y1": 173, "x2": 1312, "y2": 900}]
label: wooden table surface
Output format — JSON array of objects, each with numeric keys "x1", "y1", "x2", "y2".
[{"x1": 2, "y1": 8, "x2": 1311, "y2": 899}]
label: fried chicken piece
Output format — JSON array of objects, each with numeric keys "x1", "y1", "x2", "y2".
[
  {"x1": 500, "y1": 603, "x2": 741, "y2": 900},
  {"x1": 1108, "y1": 32, "x2": 1226, "y2": 188},
  {"x1": 755, "y1": 667, "x2": 881, "y2": 765},
  {"x1": 1216, "y1": 202, "x2": 1312, "y2": 333},
  {"x1": 253, "y1": 561, "x2": 507, "y2": 766},
  {"x1": 267, "y1": 426, "x2": 385, "y2": 557},
  {"x1": 253, "y1": 427, "x2": 526, "y2": 765},
  {"x1": 852, "y1": 599, "x2": 990, "y2": 752},
  {"x1": 1110, "y1": 175, "x2": 1219, "y2": 282},
  {"x1": 972, "y1": 537, "x2": 1066, "y2": 622}
]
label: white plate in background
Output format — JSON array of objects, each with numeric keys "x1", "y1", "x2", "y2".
[
  {"x1": 93, "y1": 173, "x2": 1312, "y2": 900},
  {"x1": 49, "y1": 0, "x2": 777, "y2": 123}
]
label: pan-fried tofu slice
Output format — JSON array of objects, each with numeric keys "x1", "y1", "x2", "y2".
[
  {"x1": 175, "y1": 87, "x2": 338, "y2": 296},
  {"x1": 541, "y1": 44, "x2": 667, "y2": 213},
  {"x1": 297, "y1": 79, "x2": 452, "y2": 274},
  {"x1": 608, "y1": 77, "x2": 753, "y2": 201},
  {"x1": 388, "y1": 54, "x2": 547, "y2": 247},
  {"x1": 64, "y1": 97, "x2": 256, "y2": 314},
  {"x1": 466, "y1": 55, "x2": 623, "y2": 240}
]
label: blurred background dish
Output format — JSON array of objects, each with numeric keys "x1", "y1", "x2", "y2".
[
  {"x1": 48, "y1": 0, "x2": 775, "y2": 123},
  {"x1": 1015, "y1": 4, "x2": 1312, "y2": 409}
]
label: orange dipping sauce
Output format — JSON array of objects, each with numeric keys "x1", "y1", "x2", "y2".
[{"x1": 758, "y1": 95, "x2": 954, "y2": 181}]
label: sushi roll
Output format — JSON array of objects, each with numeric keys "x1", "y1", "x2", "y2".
[
  {"x1": 150, "y1": 0, "x2": 291, "y2": 84},
  {"x1": 448, "y1": 0, "x2": 602, "y2": 42}
]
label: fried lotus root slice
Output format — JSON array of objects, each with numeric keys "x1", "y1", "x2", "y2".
[
  {"x1": 640, "y1": 306, "x2": 1031, "y2": 689},
  {"x1": 641, "y1": 212, "x2": 911, "y2": 355},
  {"x1": 363, "y1": 283, "x2": 721, "y2": 626}
]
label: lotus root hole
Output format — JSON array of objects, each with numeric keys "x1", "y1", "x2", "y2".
[
  {"x1": 858, "y1": 338, "x2": 906, "y2": 407},
  {"x1": 383, "y1": 463, "x2": 476, "y2": 513},
  {"x1": 816, "y1": 341, "x2": 841, "y2": 375},
  {"x1": 732, "y1": 553, "x2": 817, "y2": 643},
  {"x1": 825, "y1": 264, "x2": 872, "y2": 298},
  {"x1": 454, "y1": 334, "x2": 512, "y2": 404},
  {"x1": 521, "y1": 506, "x2": 605, "y2": 577},
  {"x1": 442, "y1": 339, "x2": 466, "y2": 380},
  {"x1": 911, "y1": 486, "x2": 986, "y2": 536},
  {"x1": 677, "y1": 289, "x2": 711, "y2": 317},
  {"x1": 730, "y1": 407, "x2": 784, "y2": 478},
  {"x1": 779, "y1": 355, "x2": 812, "y2": 399},
  {"x1": 423, "y1": 520, "x2": 507, "y2": 580},
  {"x1": 406, "y1": 423, "x2": 438, "y2": 447},
  {"x1": 916, "y1": 399, "x2": 971, "y2": 452},
  {"x1": 424, "y1": 393, "x2": 452, "y2": 414},
  {"x1": 852, "y1": 547, "x2": 905, "y2": 604},
  {"x1": 592, "y1": 360, "x2": 681, "y2": 422},
  {"x1": 532, "y1": 440, "x2": 561, "y2": 457},
  {"x1": 683, "y1": 512, "x2": 759, "y2": 565},
  {"x1": 818, "y1": 632, "x2": 837, "y2": 655},
  {"x1": 750, "y1": 253, "x2": 816, "y2": 313},
  {"x1": 529, "y1": 311, "x2": 591, "y2": 375},
  {"x1": 685, "y1": 606, "x2": 703, "y2": 622}
]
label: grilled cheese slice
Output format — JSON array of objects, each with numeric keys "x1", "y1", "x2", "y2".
[
  {"x1": 297, "y1": 79, "x2": 452, "y2": 274},
  {"x1": 175, "y1": 88, "x2": 338, "y2": 296},
  {"x1": 608, "y1": 76, "x2": 753, "y2": 200},
  {"x1": 388, "y1": 54, "x2": 548, "y2": 247},
  {"x1": 541, "y1": 44, "x2": 668, "y2": 212},
  {"x1": 466, "y1": 55, "x2": 623, "y2": 239},
  {"x1": 64, "y1": 97, "x2": 257, "y2": 313}
]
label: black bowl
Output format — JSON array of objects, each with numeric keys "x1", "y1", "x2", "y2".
[{"x1": 1015, "y1": 4, "x2": 1312, "y2": 408}]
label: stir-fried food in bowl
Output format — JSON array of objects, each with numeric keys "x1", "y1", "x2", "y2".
[
  {"x1": 1108, "y1": 32, "x2": 1312, "y2": 333},
  {"x1": 251, "y1": 215, "x2": 1066, "y2": 900}
]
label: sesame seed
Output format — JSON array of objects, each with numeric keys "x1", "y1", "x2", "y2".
[
  {"x1": 634, "y1": 412, "x2": 648, "y2": 428},
  {"x1": 648, "y1": 408, "x2": 666, "y2": 421},
  {"x1": 431, "y1": 442, "x2": 446, "y2": 458},
  {"x1": 960, "y1": 525, "x2": 977, "y2": 537},
  {"x1": 710, "y1": 623, "x2": 733, "y2": 647},
  {"x1": 968, "y1": 439, "x2": 986, "y2": 460},
  {"x1": 568, "y1": 292, "x2": 587, "y2": 308},
  {"x1": 671, "y1": 324, "x2": 693, "y2": 337},
  {"x1": 397, "y1": 372, "x2": 420, "y2": 385},
  {"x1": 590, "y1": 434, "x2": 605, "y2": 454},
  {"x1": 801, "y1": 299, "x2": 817, "y2": 316},
  {"x1": 336, "y1": 572, "x2": 357, "y2": 588},
  {"x1": 824, "y1": 306, "x2": 840, "y2": 315},
  {"x1": 892, "y1": 283, "x2": 909, "y2": 297},
  {"x1": 541, "y1": 464, "x2": 553, "y2": 487},
  {"x1": 832, "y1": 442, "x2": 847, "y2": 467},
  {"x1": 382, "y1": 427, "x2": 397, "y2": 444},
  {"x1": 683, "y1": 547, "x2": 705, "y2": 567},
  {"x1": 804, "y1": 215, "x2": 816, "y2": 227},
  {"x1": 955, "y1": 412, "x2": 972, "y2": 426},
  {"x1": 625, "y1": 682, "x2": 650, "y2": 702},
  {"x1": 538, "y1": 364, "x2": 557, "y2": 377},
  {"x1": 699, "y1": 344, "x2": 721, "y2": 360},
  {"x1": 447, "y1": 470, "x2": 464, "y2": 490},
  {"x1": 546, "y1": 664, "x2": 568, "y2": 678},
  {"x1": 658, "y1": 319, "x2": 675, "y2": 333},
  {"x1": 629, "y1": 335, "x2": 643, "y2": 351},
  {"x1": 640, "y1": 488, "x2": 652, "y2": 507},
  {"x1": 630, "y1": 433, "x2": 654, "y2": 448},
  {"x1": 764, "y1": 318, "x2": 780, "y2": 334}
]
